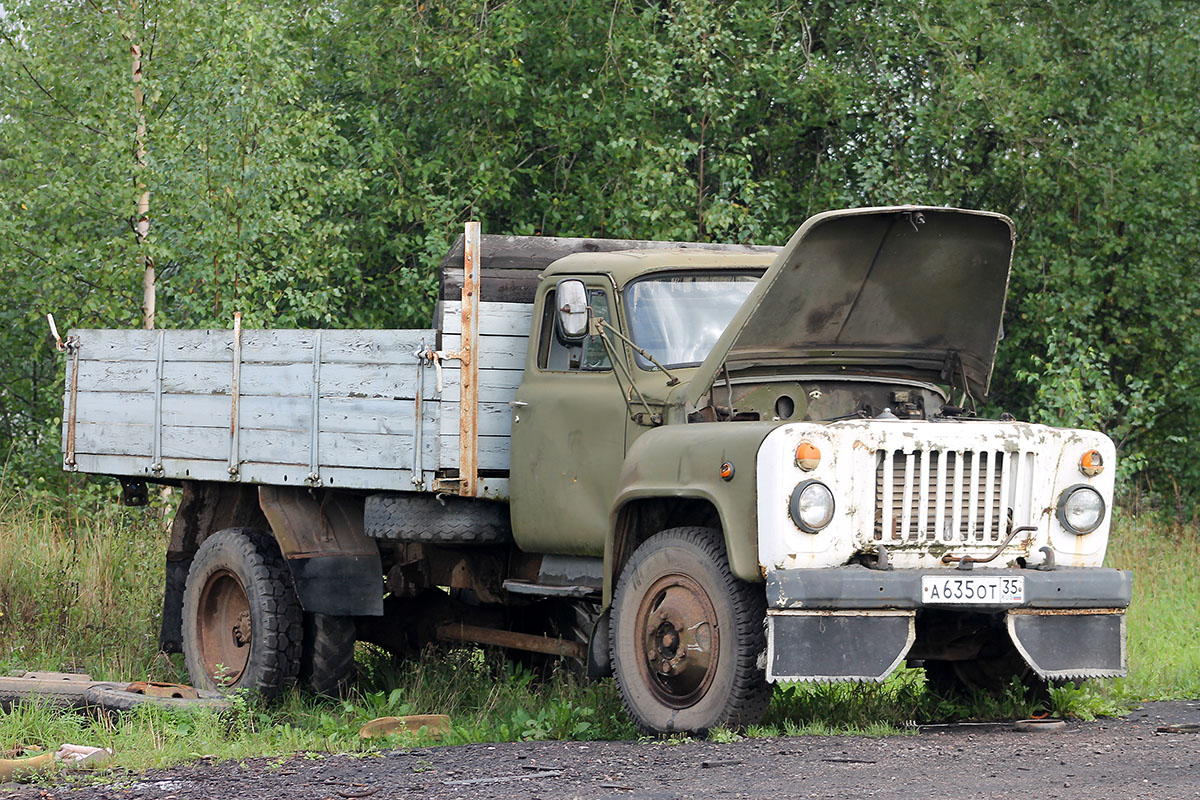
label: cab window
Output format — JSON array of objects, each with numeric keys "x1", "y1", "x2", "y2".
[{"x1": 537, "y1": 288, "x2": 612, "y2": 371}]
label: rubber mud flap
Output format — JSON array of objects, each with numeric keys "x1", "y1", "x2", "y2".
[
  {"x1": 287, "y1": 553, "x2": 384, "y2": 616},
  {"x1": 1006, "y1": 610, "x2": 1126, "y2": 680},
  {"x1": 158, "y1": 557, "x2": 191, "y2": 654},
  {"x1": 767, "y1": 611, "x2": 915, "y2": 682}
]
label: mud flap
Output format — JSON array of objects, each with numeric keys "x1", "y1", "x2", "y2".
[
  {"x1": 157, "y1": 558, "x2": 191, "y2": 654},
  {"x1": 766, "y1": 610, "x2": 915, "y2": 683},
  {"x1": 287, "y1": 554, "x2": 384, "y2": 616},
  {"x1": 1006, "y1": 610, "x2": 1126, "y2": 680},
  {"x1": 586, "y1": 607, "x2": 613, "y2": 679}
]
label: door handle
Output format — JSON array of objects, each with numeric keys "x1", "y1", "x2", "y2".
[{"x1": 509, "y1": 401, "x2": 528, "y2": 407}]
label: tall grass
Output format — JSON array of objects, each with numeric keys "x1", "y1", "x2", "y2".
[
  {"x1": 0, "y1": 488, "x2": 175, "y2": 681},
  {"x1": 0, "y1": 489, "x2": 1197, "y2": 772},
  {"x1": 1105, "y1": 513, "x2": 1200, "y2": 699}
]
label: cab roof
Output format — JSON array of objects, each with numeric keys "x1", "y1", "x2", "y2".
[{"x1": 539, "y1": 248, "x2": 779, "y2": 289}]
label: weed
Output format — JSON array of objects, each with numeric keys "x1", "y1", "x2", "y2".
[{"x1": 706, "y1": 727, "x2": 740, "y2": 743}]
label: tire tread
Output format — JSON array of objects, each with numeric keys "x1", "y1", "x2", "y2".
[
  {"x1": 182, "y1": 527, "x2": 303, "y2": 698},
  {"x1": 364, "y1": 494, "x2": 510, "y2": 544},
  {"x1": 299, "y1": 613, "x2": 356, "y2": 696},
  {"x1": 611, "y1": 526, "x2": 771, "y2": 734}
]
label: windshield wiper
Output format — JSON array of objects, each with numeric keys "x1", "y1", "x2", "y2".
[{"x1": 595, "y1": 318, "x2": 680, "y2": 387}]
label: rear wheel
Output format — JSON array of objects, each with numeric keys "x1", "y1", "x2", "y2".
[
  {"x1": 298, "y1": 613, "x2": 356, "y2": 696},
  {"x1": 181, "y1": 528, "x2": 303, "y2": 697},
  {"x1": 611, "y1": 527, "x2": 771, "y2": 735}
]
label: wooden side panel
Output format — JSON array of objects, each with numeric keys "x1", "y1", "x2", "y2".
[
  {"x1": 438, "y1": 233, "x2": 780, "y2": 303},
  {"x1": 438, "y1": 301, "x2": 532, "y2": 470},
  {"x1": 64, "y1": 328, "x2": 443, "y2": 491},
  {"x1": 68, "y1": 328, "x2": 436, "y2": 364}
]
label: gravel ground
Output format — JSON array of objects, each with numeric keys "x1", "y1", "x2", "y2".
[{"x1": 4, "y1": 701, "x2": 1198, "y2": 800}]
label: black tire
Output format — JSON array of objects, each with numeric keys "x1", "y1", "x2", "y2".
[
  {"x1": 298, "y1": 613, "x2": 356, "y2": 696},
  {"x1": 611, "y1": 527, "x2": 771, "y2": 735},
  {"x1": 83, "y1": 685, "x2": 230, "y2": 714},
  {"x1": 364, "y1": 494, "x2": 510, "y2": 544},
  {"x1": 181, "y1": 528, "x2": 303, "y2": 698},
  {"x1": 924, "y1": 638, "x2": 1052, "y2": 701}
]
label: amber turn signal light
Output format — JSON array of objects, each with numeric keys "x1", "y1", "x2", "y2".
[
  {"x1": 1080, "y1": 450, "x2": 1104, "y2": 477},
  {"x1": 720, "y1": 461, "x2": 735, "y2": 481},
  {"x1": 795, "y1": 442, "x2": 821, "y2": 471}
]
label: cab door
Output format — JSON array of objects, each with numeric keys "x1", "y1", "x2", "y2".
[{"x1": 508, "y1": 277, "x2": 628, "y2": 556}]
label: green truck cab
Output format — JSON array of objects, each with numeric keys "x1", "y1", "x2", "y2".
[{"x1": 62, "y1": 206, "x2": 1130, "y2": 734}]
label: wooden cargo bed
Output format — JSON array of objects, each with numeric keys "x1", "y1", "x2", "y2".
[{"x1": 63, "y1": 300, "x2": 532, "y2": 497}]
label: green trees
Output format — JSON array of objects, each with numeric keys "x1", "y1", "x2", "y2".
[{"x1": 2, "y1": 0, "x2": 1198, "y2": 506}]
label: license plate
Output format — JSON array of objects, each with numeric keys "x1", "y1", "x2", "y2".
[{"x1": 921, "y1": 575, "x2": 1025, "y2": 605}]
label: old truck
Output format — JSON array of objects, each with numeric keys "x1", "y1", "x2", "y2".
[{"x1": 60, "y1": 206, "x2": 1131, "y2": 733}]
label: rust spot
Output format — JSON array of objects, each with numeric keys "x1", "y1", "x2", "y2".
[
  {"x1": 1008, "y1": 608, "x2": 1124, "y2": 616},
  {"x1": 458, "y1": 221, "x2": 481, "y2": 498}
]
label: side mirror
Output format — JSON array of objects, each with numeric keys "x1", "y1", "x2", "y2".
[{"x1": 555, "y1": 279, "x2": 589, "y2": 341}]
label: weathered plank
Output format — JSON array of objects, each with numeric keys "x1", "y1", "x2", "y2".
[
  {"x1": 69, "y1": 392, "x2": 155, "y2": 425},
  {"x1": 70, "y1": 422, "x2": 154, "y2": 457},
  {"x1": 438, "y1": 435, "x2": 511, "y2": 471},
  {"x1": 438, "y1": 233, "x2": 780, "y2": 302},
  {"x1": 441, "y1": 333, "x2": 529, "y2": 371},
  {"x1": 152, "y1": 426, "x2": 441, "y2": 471},
  {"x1": 73, "y1": 361, "x2": 157, "y2": 394},
  {"x1": 73, "y1": 361, "x2": 434, "y2": 399},
  {"x1": 437, "y1": 367, "x2": 523, "y2": 403},
  {"x1": 69, "y1": 328, "x2": 437, "y2": 365},
  {"x1": 69, "y1": 453, "x2": 445, "y2": 494},
  {"x1": 71, "y1": 392, "x2": 441, "y2": 436},
  {"x1": 441, "y1": 302, "x2": 534, "y2": 337},
  {"x1": 440, "y1": 233, "x2": 780, "y2": 271},
  {"x1": 438, "y1": 402, "x2": 515, "y2": 440},
  {"x1": 442, "y1": 268, "x2": 545, "y2": 305}
]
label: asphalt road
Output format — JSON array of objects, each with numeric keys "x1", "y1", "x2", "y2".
[{"x1": 5, "y1": 701, "x2": 1198, "y2": 800}]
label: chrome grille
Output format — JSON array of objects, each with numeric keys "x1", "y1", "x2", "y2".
[{"x1": 873, "y1": 449, "x2": 1033, "y2": 543}]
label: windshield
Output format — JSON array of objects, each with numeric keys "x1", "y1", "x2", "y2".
[{"x1": 624, "y1": 273, "x2": 761, "y2": 368}]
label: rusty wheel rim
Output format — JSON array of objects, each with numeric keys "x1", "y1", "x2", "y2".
[
  {"x1": 634, "y1": 573, "x2": 720, "y2": 709},
  {"x1": 195, "y1": 569, "x2": 252, "y2": 685}
]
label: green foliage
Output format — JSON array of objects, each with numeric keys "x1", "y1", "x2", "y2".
[{"x1": 2, "y1": 1, "x2": 1199, "y2": 499}]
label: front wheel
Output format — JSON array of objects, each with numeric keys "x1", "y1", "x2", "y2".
[
  {"x1": 611, "y1": 527, "x2": 771, "y2": 734},
  {"x1": 181, "y1": 528, "x2": 303, "y2": 697}
]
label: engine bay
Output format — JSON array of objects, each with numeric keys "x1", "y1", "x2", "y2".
[{"x1": 695, "y1": 375, "x2": 951, "y2": 423}]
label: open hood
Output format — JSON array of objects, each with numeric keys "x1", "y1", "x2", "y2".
[{"x1": 687, "y1": 206, "x2": 1015, "y2": 406}]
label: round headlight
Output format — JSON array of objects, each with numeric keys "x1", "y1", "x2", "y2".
[
  {"x1": 1056, "y1": 485, "x2": 1106, "y2": 535},
  {"x1": 789, "y1": 480, "x2": 835, "y2": 533}
]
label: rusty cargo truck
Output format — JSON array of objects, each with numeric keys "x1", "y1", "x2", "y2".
[{"x1": 60, "y1": 206, "x2": 1131, "y2": 733}]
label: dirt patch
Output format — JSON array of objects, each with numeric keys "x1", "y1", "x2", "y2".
[{"x1": 6, "y1": 702, "x2": 1199, "y2": 800}]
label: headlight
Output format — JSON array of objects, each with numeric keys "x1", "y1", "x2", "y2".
[
  {"x1": 1056, "y1": 485, "x2": 1106, "y2": 535},
  {"x1": 789, "y1": 480, "x2": 835, "y2": 533}
]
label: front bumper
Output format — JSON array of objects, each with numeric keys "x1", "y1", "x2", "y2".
[
  {"x1": 766, "y1": 566, "x2": 1132, "y2": 611},
  {"x1": 764, "y1": 567, "x2": 1131, "y2": 684}
]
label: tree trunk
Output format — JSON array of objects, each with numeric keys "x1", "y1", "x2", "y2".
[{"x1": 129, "y1": 1, "x2": 154, "y2": 330}]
